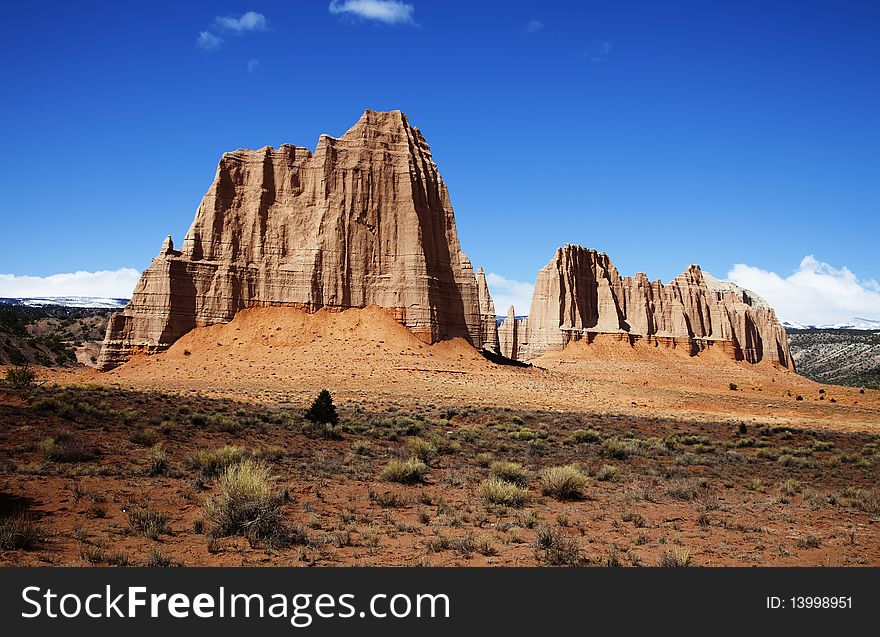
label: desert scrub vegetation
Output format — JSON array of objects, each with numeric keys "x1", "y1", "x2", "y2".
[
  {"x1": 190, "y1": 445, "x2": 247, "y2": 479},
  {"x1": 481, "y1": 478, "x2": 529, "y2": 507},
  {"x1": 127, "y1": 508, "x2": 170, "y2": 540},
  {"x1": 0, "y1": 512, "x2": 44, "y2": 550},
  {"x1": 145, "y1": 444, "x2": 168, "y2": 476},
  {"x1": 595, "y1": 464, "x2": 618, "y2": 482},
  {"x1": 4, "y1": 364, "x2": 37, "y2": 389},
  {"x1": 534, "y1": 524, "x2": 582, "y2": 566},
  {"x1": 204, "y1": 459, "x2": 302, "y2": 548},
  {"x1": 657, "y1": 548, "x2": 692, "y2": 567},
  {"x1": 565, "y1": 428, "x2": 602, "y2": 444},
  {"x1": 539, "y1": 464, "x2": 587, "y2": 500},
  {"x1": 380, "y1": 457, "x2": 428, "y2": 484},
  {"x1": 37, "y1": 432, "x2": 97, "y2": 463},
  {"x1": 488, "y1": 461, "x2": 528, "y2": 485},
  {"x1": 407, "y1": 437, "x2": 438, "y2": 463}
]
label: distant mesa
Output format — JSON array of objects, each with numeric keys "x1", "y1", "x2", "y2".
[{"x1": 98, "y1": 110, "x2": 792, "y2": 371}]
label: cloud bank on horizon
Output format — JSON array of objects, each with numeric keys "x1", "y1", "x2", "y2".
[
  {"x1": 0, "y1": 269, "x2": 141, "y2": 299},
  {"x1": 727, "y1": 256, "x2": 880, "y2": 326}
]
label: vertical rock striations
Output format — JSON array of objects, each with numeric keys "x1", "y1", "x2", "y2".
[
  {"x1": 98, "y1": 110, "x2": 493, "y2": 369},
  {"x1": 510, "y1": 245, "x2": 792, "y2": 367},
  {"x1": 476, "y1": 268, "x2": 500, "y2": 354}
]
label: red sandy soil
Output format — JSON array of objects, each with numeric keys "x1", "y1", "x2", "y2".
[
  {"x1": 2, "y1": 306, "x2": 878, "y2": 567},
  {"x1": 62, "y1": 306, "x2": 879, "y2": 432}
]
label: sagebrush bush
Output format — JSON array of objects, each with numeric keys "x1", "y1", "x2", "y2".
[
  {"x1": 657, "y1": 548, "x2": 692, "y2": 567},
  {"x1": 146, "y1": 444, "x2": 168, "y2": 476},
  {"x1": 350, "y1": 440, "x2": 372, "y2": 456},
  {"x1": 407, "y1": 437, "x2": 438, "y2": 462},
  {"x1": 596, "y1": 464, "x2": 618, "y2": 482},
  {"x1": 127, "y1": 508, "x2": 170, "y2": 540},
  {"x1": 539, "y1": 464, "x2": 587, "y2": 500},
  {"x1": 489, "y1": 461, "x2": 528, "y2": 485},
  {"x1": 380, "y1": 458, "x2": 428, "y2": 484},
  {"x1": 566, "y1": 428, "x2": 602, "y2": 444},
  {"x1": 191, "y1": 445, "x2": 246, "y2": 479},
  {"x1": 481, "y1": 478, "x2": 529, "y2": 508},
  {"x1": 203, "y1": 459, "x2": 298, "y2": 547},
  {"x1": 38, "y1": 432, "x2": 96, "y2": 463},
  {"x1": 534, "y1": 524, "x2": 582, "y2": 566},
  {"x1": 474, "y1": 452, "x2": 493, "y2": 468},
  {"x1": 4, "y1": 365, "x2": 36, "y2": 389},
  {"x1": 0, "y1": 513, "x2": 43, "y2": 549}
]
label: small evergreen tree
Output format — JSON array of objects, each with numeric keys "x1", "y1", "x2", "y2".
[{"x1": 305, "y1": 389, "x2": 338, "y2": 425}]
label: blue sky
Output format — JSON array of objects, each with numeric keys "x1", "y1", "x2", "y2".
[{"x1": 1, "y1": 1, "x2": 878, "y2": 323}]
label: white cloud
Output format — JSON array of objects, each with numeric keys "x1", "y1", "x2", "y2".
[
  {"x1": 0, "y1": 268, "x2": 141, "y2": 299},
  {"x1": 329, "y1": 0, "x2": 416, "y2": 25},
  {"x1": 727, "y1": 256, "x2": 880, "y2": 326},
  {"x1": 487, "y1": 273, "x2": 534, "y2": 316},
  {"x1": 196, "y1": 30, "x2": 223, "y2": 50},
  {"x1": 247, "y1": 58, "x2": 259, "y2": 74},
  {"x1": 590, "y1": 40, "x2": 611, "y2": 63},
  {"x1": 526, "y1": 19, "x2": 543, "y2": 34},
  {"x1": 214, "y1": 11, "x2": 268, "y2": 33}
]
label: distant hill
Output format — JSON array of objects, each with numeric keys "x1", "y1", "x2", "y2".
[
  {"x1": 784, "y1": 317, "x2": 880, "y2": 330},
  {"x1": 786, "y1": 327, "x2": 880, "y2": 388},
  {"x1": 0, "y1": 301, "x2": 118, "y2": 367},
  {"x1": 0, "y1": 296, "x2": 128, "y2": 309}
]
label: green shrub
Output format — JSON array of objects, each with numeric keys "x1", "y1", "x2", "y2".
[
  {"x1": 601, "y1": 438, "x2": 635, "y2": 459},
  {"x1": 474, "y1": 452, "x2": 493, "y2": 468},
  {"x1": 489, "y1": 461, "x2": 528, "y2": 485},
  {"x1": 481, "y1": 478, "x2": 529, "y2": 507},
  {"x1": 38, "y1": 433, "x2": 96, "y2": 463},
  {"x1": 305, "y1": 389, "x2": 338, "y2": 425},
  {"x1": 0, "y1": 513, "x2": 43, "y2": 549},
  {"x1": 144, "y1": 548, "x2": 179, "y2": 567},
  {"x1": 508, "y1": 428, "x2": 536, "y2": 441},
  {"x1": 191, "y1": 446, "x2": 247, "y2": 479},
  {"x1": 539, "y1": 465, "x2": 587, "y2": 500},
  {"x1": 350, "y1": 440, "x2": 372, "y2": 456},
  {"x1": 205, "y1": 460, "x2": 303, "y2": 548},
  {"x1": 534, "y1": 524, "x2": 582, "y2": 566},
  {"x1": 657, "y1": 549, "x2": 692, "y2": 567},
  {"x1": 4, "y1": 365, "x2": 36, "y2": 389},
  {"x1": 566, "y1": 428, "x2": 602, "y2": 444},
  {"x1": 131, "y1": 427, "x2": 160, "y2": 447},
  {"x1": 407, "y1": 437, "x2": 438, "y2": 462},
  {"x1": 596, "y1": 464, "x2": 618, "y2": 482},
  {"x1": 146, "y1": 444, "x2": 168, "y2": 476},
  {"x1": 127, "y1": 509, "x2": 170, "y2": 540},
  {"x1": 380, "y1": 458, "x2": 428, "y2": 484}
]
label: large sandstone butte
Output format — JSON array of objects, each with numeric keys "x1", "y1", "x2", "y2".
[
  {"x1": 499, "y1": 244, "x2": 793, "y2": 367},
  {"x1": 98, "y1": 110, "x2": 497, "y2": 370}
]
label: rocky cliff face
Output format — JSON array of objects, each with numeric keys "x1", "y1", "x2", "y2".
[
  {"x1": 476, "y1": 268, "x2": 500, "y2": 354},
  {"x1": 499, "y1": 245, "x2": 792, "y2": 367},
  {"x1": 98, "y1": 110, "x2": 492, "y2": 369}
]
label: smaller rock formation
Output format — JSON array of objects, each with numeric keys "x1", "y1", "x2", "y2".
[
  {"x1": 510, "y1": 244, "x2": 792, "y2": 367},
  {"x1": 476, "y1": 268, "x2": 500, "y2": 354}
]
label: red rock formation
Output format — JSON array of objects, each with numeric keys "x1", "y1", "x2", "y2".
[
  {"x1": 476, "y1": 268, "x2": 500, "y2": 353},
  {"x1": 98, "y1": 110, "x2": 492, "y2": 369},
  {"x1": 515, "y1": 245, "x2": 792, "y2": 367}
]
